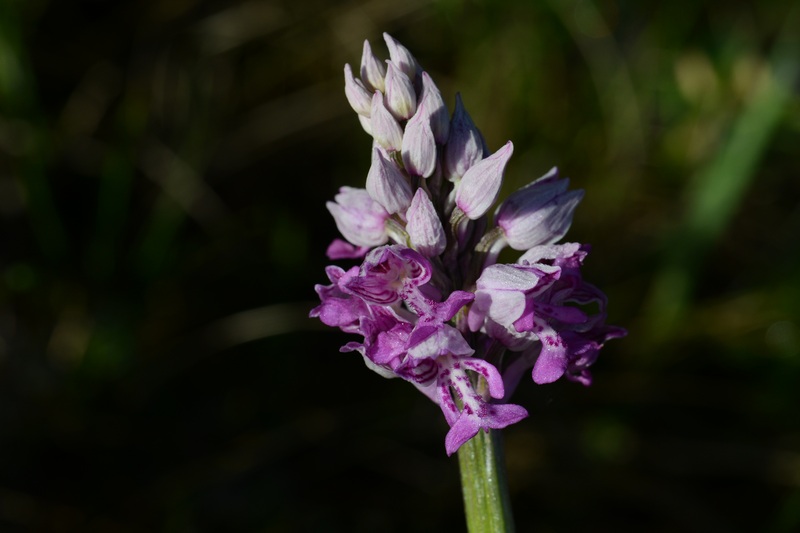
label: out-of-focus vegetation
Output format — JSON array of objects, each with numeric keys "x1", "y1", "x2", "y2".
[{"x1": 1, "y1": 0, "x2": 799, "y2": 531}]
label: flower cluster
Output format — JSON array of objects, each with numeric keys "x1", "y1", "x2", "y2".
[{"x1": 311, "y1": 34, "x2": 625, "y2": 455}]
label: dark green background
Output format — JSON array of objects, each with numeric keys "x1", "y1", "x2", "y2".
[{"x1": 1, "y1": 0, "x2": 799, "y2": 531}]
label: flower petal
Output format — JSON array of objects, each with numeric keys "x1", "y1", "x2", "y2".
[{"x1": 456, "y1": 141, "x2": 514, "y2": 219}]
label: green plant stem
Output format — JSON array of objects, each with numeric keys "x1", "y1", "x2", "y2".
[{"x1": 457, "y1": 429, "x2": 515, "y2": 533}]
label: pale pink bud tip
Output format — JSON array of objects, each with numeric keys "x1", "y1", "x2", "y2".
[
  {"x1": 370, "y1": 92, "x2": 403, "y2": 152},
  {"x1": 366, "y1": 146, "x2": 413, "y2": 215},
  {"x1": 496, "y1": 168, "x2": 585, "y2": 250},
  {"x1": 326, "y1": 187, "x2": 389, "y2": 247},
  {"x1": 383, "y1": 33, "x2": 419, "y2": 81},
  {"x1": 420, "y1": 72, "x2": 449, "y2": 144},
  {"x1": 444, "y1": 93, "x2": 485, "y2": 181},
  {"x1": 344, "y1": 64, "x2": 372, "y2": 116},
  {"x1": 360, "y1": 40, "x2": 386, "y2": 92},
  {"x1": 455, "y1": 141, "x2": 514, "y2": 220},
  {"x1": 401, "y1": 102, "x2": 437, "y2": 178},
  {"x1": 384, "y1": 61, "x2": 417, "y2": 120},
  {"x1": 406, "y1": 189, "x2": 446, "y2": 257}
]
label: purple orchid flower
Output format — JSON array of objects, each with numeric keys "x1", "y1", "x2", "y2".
[{"x1": 312, "y1": 35, "x2": 625, "y2": 455}]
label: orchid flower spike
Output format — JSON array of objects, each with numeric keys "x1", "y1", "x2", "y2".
[{"x1": 312, "y1": 35, "x2": 625, "y2": 455}]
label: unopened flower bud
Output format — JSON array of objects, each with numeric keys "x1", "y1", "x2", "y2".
[
  {"x1": 420, "y1": 72, "x2": 449, "y2": 144},
  {"x1": 407, "y1": 188, "x2": 446, "y2": 256},
  {"x1": 383, "y1": 33, "x2": 419, "y2": 81},
  {"x1": 367, "y1": 146, "x2": 413, "y2": 214},
  {"x1": 456, "y1": 141, "x2": 514, "y2": 219},
  {"x1": 495, "y1": 168, "x2": 585, "y2": 250},
  {"x1": 344, "y1": 64, "x2": 372, "y2": 116},
  {"x1": 358, "y1": 114, "x2": 372, "y2": 135},
  {"x1": 370, "y1": 92, "x2": 403, "y2": 152},
  {"x1": 444, "y1": 93, "x2": 485, "y2": 180},
  {"x1": 327, "y1": 187, "x2": 389, "y2": 247},
  {"x1": 402, "y1": 101, "x2": 437, "y2": 178},
  {"x1": 360, "y1": 40, "x2": 386, "y2": 92},
  {"x1": 384, "y1": 61, "x2": 417, "y2": 120}
]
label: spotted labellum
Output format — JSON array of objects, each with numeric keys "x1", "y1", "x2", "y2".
[{"x1": 312, "y1": 33, "x2": 625, "y2": 455}]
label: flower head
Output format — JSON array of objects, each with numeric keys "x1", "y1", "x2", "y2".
[{"x1": 312, "y1": 35, "x2": 625, "y2": 455}]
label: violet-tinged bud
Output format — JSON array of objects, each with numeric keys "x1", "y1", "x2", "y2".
[
  {"x1": 495, "y1": 167, "x2": 585, "y2": 250},
  {"x1": 401, "y1": 101, "x2": 436, "y2": 178},
  {"x1": 383, "y1": 33, "x2": 419, "y2": 81},
  {"x1": 366, "y1": 145, "x2": 413, "y2": 215},
  {"x1": 344, "y1": 64, "x2": 372, "y2": 116},
  {"x1": 360, "y1": 40, "x2": 386, "y2": 92},
  {"x1": 326, "y1": 186, "x2": 390, "y2": 247},
  {"x1": 406, "y1": 189, "x2": 446, "y2": 257},
  {"x1": 384, "y1": 61, "x2": 417, "y2": 120},
  {"x1": 370, "y1": 92, "x2": 403, "y2": 152},
  {"x1": 444, "y1": 93, "x2": 485, "y2": 181},
  {"x1": 419, "y1": 72, "x2": 449, "y2": 144},
  {"x1": 455, "y1": 141, "x2": 514, "y2": 220}
]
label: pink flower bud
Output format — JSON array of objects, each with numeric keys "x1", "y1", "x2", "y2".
[
  {"x1": 495, "y1": 168, "x2": 585, "y2": 250},
  {"x1": 420, "y1": 72, "x2": 449, "y2": 144},
  {"x1": 401, "y1": 101, "x2": 437, "y2": 178},
  {"x1": 357, "y1": 114, "x2": 372, "y2": 135},
  {"x1": 455, "y1": 141, "x2": 514, "y2": 220},
  {"x1": 444, "y1": 93, "x2": 485, "y2": 181},
  {"x1": 366, "y1": 146, "x2": 413, "y2": 215},
  {"x1": 384, "y1": 61, "x2": 417, "y2": 120},
  {"x1": 370, "y1": 92, "x2": 403, "y2": 152},
  {"x1": 344, "y1": 64, "x2": 372, "y2": 116},
  {"x1": 360, "y1": 40, "x2": 386, "y2": 92},
  {"x1": 383, "y1": 33, "x2": 419, "y2": 81},
  {"x1": 326, "y1": 187, "x2": 389, "y2": 247},
  {"x1": 406, "y1": 189, "x2": 446, "y2": 256}
]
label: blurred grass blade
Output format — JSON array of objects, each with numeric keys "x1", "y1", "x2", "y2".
[
  {"x1": 87, "y1": 149, "x2": 134, "y2": 282},
  {"x1": 0, "y1": 2, "x2": 68, "y2": 260},
  {"x1": 646, "y1": 10, "x2": 800, "y2": 339}
]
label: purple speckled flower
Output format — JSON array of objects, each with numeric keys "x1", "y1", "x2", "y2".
[{"x1": 313, "y1": 34, "x2": 625, "y2": 455}]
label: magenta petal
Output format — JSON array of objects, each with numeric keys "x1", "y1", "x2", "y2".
[
  {"x1": 488, "y1": 403, "x2": 529, "y2": 427},
  {"x1": 326, "y1": 239, "x2": 370, "y2": 260},
  {"x1": 462, "y1": 358, "x2": 505, "y2": 399},
  {"x1": 433, "y1": 290, "x2": 475, "y2": 322},
  {"x1": 344, "y1": 245, "x2": 433, "y2": 305},
  {"x1": 371, "y1": 322, "x2": 413, "y2": 365},
  {"x1": 444, "y1": 403, "x2": 528, "y2": 455},
  {"x1": 532, "y1": 339, "x2": 569, "y2": 384},
  {"x1": 407, "y1": 325, "x2": 474, "y2": 360},
  {"x1": 445, "y1": 414, "x2": 481, "y2": 456}
]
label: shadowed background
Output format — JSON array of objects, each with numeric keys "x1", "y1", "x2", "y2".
[{"x1": 1, "y1": 0, "x2": 799, "y2": 531}]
